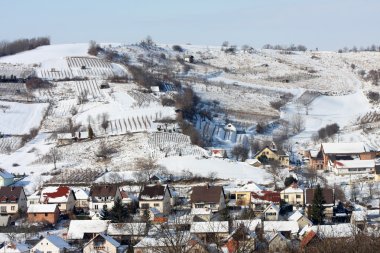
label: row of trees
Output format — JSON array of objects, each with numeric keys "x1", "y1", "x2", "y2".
[
  {"x1": 338, "y1": 45, "x2": 380, "y2": 53},
  {"x1": 262, "y1": 43, "x2": 307, "y2": 52},
  {"x1": 315, "y1": 123, "x2": 340, "y2": 140},
  {"x1": 0, "y1": 37, "x2": 50, "y2": 57}
]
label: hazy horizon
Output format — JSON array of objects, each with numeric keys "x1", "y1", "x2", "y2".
[{"x1": 1, "y1": 0, "x2": 379, "y2": 51}]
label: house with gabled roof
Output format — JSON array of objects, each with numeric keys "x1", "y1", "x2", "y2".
[
  {"x1": 67, "y1": 220, "x2": 110, "y2": 240},
  {"x1": 0, "y1": 242, "x2": 31, "y2": 253},
  {"x1": 288, "y1": 210, "x2": 312, "y2": 229},
  {"x1": 251, "y1": 190, "x2": 281, "y2": 213},
  {"x1": 72, "y1": 187, "x2": 89, "y2": 210},
  {"x1": 31, "y1": 235, "x2": 73, "y2": 253},
  {"x1": 305, "y1": 187, "x2": 334, "y2": 219},
  {"x1": 263, "y1": 221, "x2": 299, "y2": 239},
  {"x1": 190, "y1": 184, "x2": 226, "y2": 212},
  {"x1": 254, "y1": 146, "x2": 290, "y2": 166},
  {"x1": 0, "y1": 186, "x2": 27, "y2": 215},
  {"x1": 280, "y1": 183, "x2": 304, "y2": 206},
  {"x1": 83, "y1": 233, "x2": 121, "y2": 253},
  {"x1": 27, "y1": 204, "x2": 60, "y2": 224},
  {"x1": 231, "y1": 182, "x2": 263, "y2": 206},
  {"x1": 139, "y1": 184, "x2": 172, "y2": 215},
  {"x1": 40, "y1": 186, "x2": 76, "y2": 213},
  {"x1": 190, "y1": 221, "x2": 229, "y2": 243},
  {"x1": 263, "y1": 203, "x2": 280, "y2": 221},
  {"x1": 0, "y1": 168, "x2": 14, "y2": 187},
  {"x1": 268, "y1": 232, "x2": 291, "y2": 253},
  {"x1": 320, "y1": 142, "x2": 376, "y2": 170},
  {"x1": 89, "y1": 185, "x2": 122, "y2": 213}
]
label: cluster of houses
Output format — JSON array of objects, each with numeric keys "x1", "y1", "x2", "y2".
[{"x1": 0, "y1": 175, "x2": 378, "y2": 252}]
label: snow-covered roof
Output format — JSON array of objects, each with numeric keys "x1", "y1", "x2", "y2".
[
  {"x1": 72, "y1": 187, "x2": 89, "y2": 200},
  {"x1": 107, "y1": 223, "x2": 146, "y2": 236},
  {"x1": 264, "y1": 203, "x2": 280, "y2": 213},
  {"x1": 190, "y1": 221, "x2": 229, "y2": 233},
  {"x1": 232, "y1": 219, "x2": 262, "y2": 231},
  {"x1": 56, "y1": 133, "x2": 73, "y2": 140},
  {"x1": 0, "y1": 169, "x2": 14, "y2": 179},
  {"x1": 27, "y1": 204, "x2": 57, "y2": 213},
  {"x1": 268, "y1": 231, "x2": 288, "y2": 243},
  {"x1": 310, "y1": 224, "x2": 359, "y2": 238},
  {"x1": 191, "y1": 208, "x2": 212, "y2": 215},
  {"x1": 40, "y1": 186, "x2": 71, "y2": 203},
  {"x1": 3, "y1": 242, "x2": 31, "y2": 253},
  {"x1": 245, "y1": 159, "x2": 261, "y2": 166},
  {"x1": 87, "y1": 233, "x2": 120, "y2": 248},
  {"x1": 234, "y1": 182, "x2": 263, "y2": 193},
  {"x1": 45, "y1": 235, "x2": 71, "y2": 249},
  {"x1": 288, "y1": 210, "x2": 304, "y2": 222},
  {"x1": 67, "y1": 220, "x2": 109, "y2": 239},
  {"x1": 263, "y1": 221, "x2": 299, "y2": 234},
  {"x1": 351, "y1": 210, "x2": 367, "y2": 222},
  {"x1": 281, "y1": 186, "x2": 304, "y2": 194},
  {"x1": 322, "y1": 142, "x2": 367, "y2": 154},
  {"x1": 335, "y1": 159, "x2": 375, "y2": 169}
]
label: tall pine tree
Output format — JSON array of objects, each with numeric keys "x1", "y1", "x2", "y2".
[
  {"x1": 109, "y1": 197, "x2": 130, "y2": 223},
  {"x1": 311, "y1": 184, "x2": 326, "y2": 225}
]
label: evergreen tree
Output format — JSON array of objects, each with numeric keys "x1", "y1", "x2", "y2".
[
  {"x1": 88, "y1": 124, "x2": 94, "y2": 139},
  {"x1": 142, "y1": 208, "x2": 151, "y2": 223},
  {"x1": 220, "y1": 208, "x2": 230, "y2": 221},
  {"x1": 100, "y1": 206, "x2": 110, "y2": 220},
  {"x1": 109, "y1": 197, "x2": 130, "y2": 223},
  {"x1": 311, "y1": 184, "x2": 326, "y2": 224}
]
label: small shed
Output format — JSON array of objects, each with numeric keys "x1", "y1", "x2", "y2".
[{"x1": 184, "y1": 55, "x2": 194, "y2": 63}]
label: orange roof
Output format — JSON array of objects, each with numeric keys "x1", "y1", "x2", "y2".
[{"x1": 301, "y1": 230, "x2": 317, "y2": 248}]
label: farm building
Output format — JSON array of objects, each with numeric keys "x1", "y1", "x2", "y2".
[
  {"x1": 184, "y1": 55, "x2": 194, "y2": 63},
  {"x1": 0, "y1": 168, "x2": 14, "y2": 186},
  {"x1": 27, "y1": 204, "x2": 60, "y2": 224},
  {"x1": 210, "y1": 148, "x2": 227, "y2": 158}
]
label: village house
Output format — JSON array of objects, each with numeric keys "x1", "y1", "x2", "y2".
[
  {"x1": 268, "y1": 232, "x2": 291, "y2": 253},
  {"x1": 251, "y1": 190, "x2": 281, "y2": 213},
  {"x1": 305, "y1": 188, "x2": 334, "y2": 219},
  {"x1": 191, "y1": 208, "x2": 212, "y2": 222},
  {"x1": 89, "y1": 185, "x2": 122, "y2": 213},
  {"x1": 40, "y1": 186, "x2": 76, "y2": 213},
  {"x1": 190, "y1": 221, "x2": 229, "y2": 243},
  {"x1": 231, "y1": 182, "x2": 263, "y2": 207},
  {"x1": 57, "y1": 131, "x2": 89, "y2": 145},
  {"x1": 222, "y1": 224, "x2": 257, "y2": 252},
  {"x1": 72, "y1": 187, "x2": 90, "y2": 210},
  {"x1": 0, "y1": 242, "x2": 31, "y2": 253},
  {"x1": 0, "y1": 168, "x2": 14, "y2": 187},
  {"x1": 67, "y1": 220, "x2": 110, "y2": 240},
  {"x1": 190, "y1": 184, "x2": 226, "y2": 213},
  {"x1": 107, "y1": 222, "x2": 147, "y2": 244},
  {"x1": 254, "y1": 146, "x2": 290, "y2": 166},
  {"x1": 332, "y1": 159, "x2": 375, "y2": 175},
  {"x1": 288, "y1": 210, "x2": 313, "y2": 229},
  {"x1": 138, "y1": 184, "x2": 172, "y2": 216},
  {"x1": 31, "y1": 235, "x2": 73, "y2": 253},
  {"x1": 320, "y1": 142, "x2": 375, "y2": 170},
  {"x1": 280, "y1": 183, "x2": 304, "y2": 206},
  {"x1": 263, "y1": 221, "x2": 300, "y2": 239},
  {"x1": 0, "y1": 186, "x2": 27, "y2": 216},
  {"x1": 27, "y1": 204, "x2": 60, "y2": 224},
  {"x1": 305, "y1": 150, "x2": 324, "y2": 170},
  {"x1": 263, "y1": 203, "x2": 280, "y2": 221},
  {"x1": 83, "y1": 233, "x2": 121, "y2": 253},
  {"x1": 210, "y1": 148, "x2": 228, "y2": 158}
]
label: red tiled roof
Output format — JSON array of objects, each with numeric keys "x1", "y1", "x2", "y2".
[
  {"x1": 43, "y1": 186, "x2": 70, "y2": 199},
  {"x1": 251, "y1": 190, "x2": 280, "y2": 203},
  {"x1": 301, "y1": 230, "x2": 317, "y2": 248}
]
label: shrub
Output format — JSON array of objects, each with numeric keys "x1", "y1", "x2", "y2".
[
  {"x1": 317, "y1": 123, "x2": 339, "y2": 140},
  {"x1": 88, "y1": 40, "x2": 102, "y2": 56},
  {"x1": 172, "y1": 45, "x2": 183, "y2": 52},
  {"x1": 368, "y1": 91, "x2": 380, "y2": 102}
]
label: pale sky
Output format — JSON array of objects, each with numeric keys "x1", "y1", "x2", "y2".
[{"x1": 1, "y1": 0, "x2": 379, "y2": 50}]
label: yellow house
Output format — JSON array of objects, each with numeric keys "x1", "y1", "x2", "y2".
[
  {"x1": 280, "y1": 184, "x2": 304, "y2": 206},
  {"x1": 255, "y1": 147, "x2": 290, "y2": 166}
]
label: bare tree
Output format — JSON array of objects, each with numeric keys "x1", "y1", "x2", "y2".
[
  {"x1": 266, "y1": 160, "x2": 283, "y2": 190},
  {"x1": 49, "y1": 147, "x2": 61, "y2": 170},
  {"x1": 98, "y1": 113, "x2": 110, "y2": 134},
  {"x1": 95, "y1": 140, "x2": 117, "y2": 159},
  {"x1": 290, "y1": 113, "x2": 305, "y2": 134},
  {"x1": 133, "y1": 157, "x2": 161, "y2": 190},
  {"x1": 350, "y1": 183, "x2": 359, "y2": 202}
]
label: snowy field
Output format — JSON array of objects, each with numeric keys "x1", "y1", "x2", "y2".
[{"x1": 0, "y1": 101, "x2": 49, "y2": 135}]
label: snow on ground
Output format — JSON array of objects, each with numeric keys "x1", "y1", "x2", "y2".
[
  {"x1": 0, "y1": 101, "x2": 49, "y2": 135},
  {"x1": 158, "y1": 156, "x2": 272, "y2": 184},
  {"x1": 0, "y1": 43, "x2": 89, "y2": 68}
]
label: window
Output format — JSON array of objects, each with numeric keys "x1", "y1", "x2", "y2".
[
  {"x1": 284, "y1": 195, "x2": 288, "y2": 199},
  {"x1": 154, "y1": 203, "x2": 160, "y2": 207},
  {"x1": 45, "y1": 213, "x2": 48, "y2": 217},
  {"x1": 103, "y1": 205, "x2": 107, "y2": 209},
  {"x1": 195, "y1": 204, "x2": 204, "y2": 208},
  {"x1": 0, "y1": 206, "x2": 6, "y2": 213},
  {"x1": 95, "y1": 205, "x2": 98, "y2": 210},
  {"x1": 11, "y1": 206, "x2": 15, "y2": 211},
  {"x1": 296, "y1": 195, "x2": 301, "y2": 199},
  {"x1": 141, "y1": 203, "x2": 149, "y2": 209}
]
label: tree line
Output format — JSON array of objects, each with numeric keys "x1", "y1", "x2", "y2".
[{"x1": 0, "y1": 37, "x2": 50, "y2": 57}]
